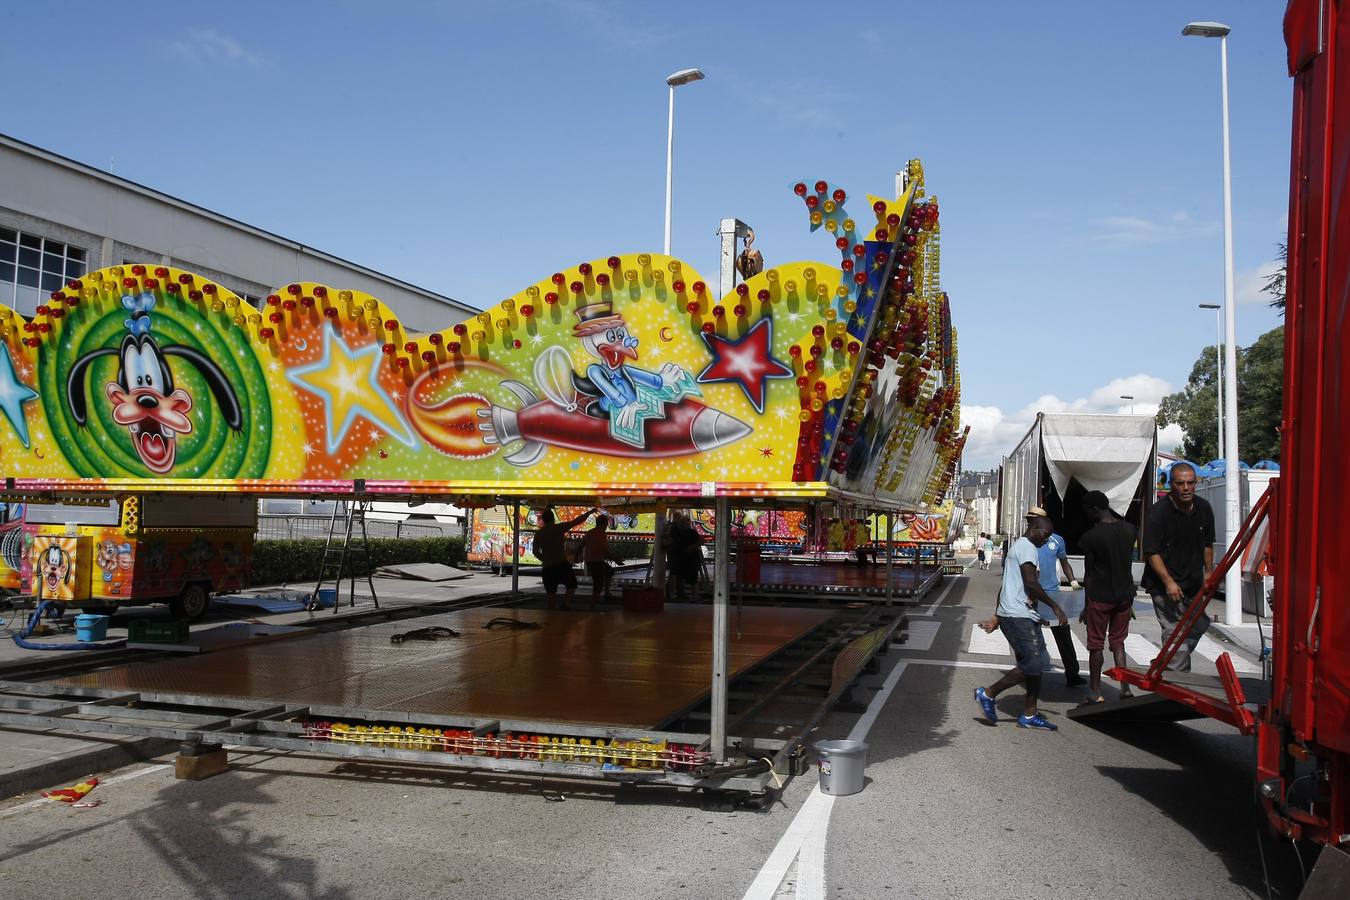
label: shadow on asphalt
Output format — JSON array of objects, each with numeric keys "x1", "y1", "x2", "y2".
[{"x1": 1092, "y1": 723, "x2": 1306, "y2": 898}]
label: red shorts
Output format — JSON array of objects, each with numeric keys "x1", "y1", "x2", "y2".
[{"x1": 1084, "y1": 599, "x2": 1131, "y2": 651}]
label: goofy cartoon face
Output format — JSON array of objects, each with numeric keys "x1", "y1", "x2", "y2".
[
  {"x1": 39, "y1": 544, "x2": 70, "y2": 596},
  {"x1": 66, "y1": 292, "x2": 242, "y2": 474}
]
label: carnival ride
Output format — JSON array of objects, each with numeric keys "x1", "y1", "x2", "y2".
[{"x1": 0, "y1": 160, "x2": 963, "y2": 793}]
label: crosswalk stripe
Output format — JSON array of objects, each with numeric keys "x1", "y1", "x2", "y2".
[
  {"x1": 903, "y1": 620, "x2": 941, "y2": 652},
  {"x1": 1043, "y1": 628, "x2": 1091, "y2": 662},
  {"x1": 1195, "y1": 635, "x2": 1262, "y2": 673},
  {"x1": 967, "y1": 624, "x2": 1011, "y2": 656},
  {"x1": 1124, "y1": 634, "x2": 1161, "y2": 668},
  {"x1": 960, "y1": 623, "x2": 1261, "y2": 673}
]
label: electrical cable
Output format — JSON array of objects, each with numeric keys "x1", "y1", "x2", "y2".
[
  {"x1": 484, "y1": 617, "x2": 542, "y2": 630},
  {"x1": 10, "y1": 600, "x2": 125, "y2": 651}
]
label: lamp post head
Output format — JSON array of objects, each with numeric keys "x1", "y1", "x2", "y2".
[
  {"x1": 1198, "y1": 303, "x2": 1221, "y2": 309},
  {"x1": 666, "y1": 68, "x2": 705, "y2": 87},
  {"x1": 1182, "y1": 22, "x2": 1230, "y2": 38},
  {"x1": 1120, "y1": 395, "x2": 1134, "y2": 401}
]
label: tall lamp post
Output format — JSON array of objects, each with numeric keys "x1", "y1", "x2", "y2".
[
  {"x1": 1183, "y1": 21, "x2": 1242, "y2": 626},
  {"x1": 663, "y1": 67, "x2": 704, "y2": 256},
  {"x1": 1198, "y1": 302, "x2": 1224, "y2": 458},
  {"x1": 1120, "y1": 394, "x2": 1135, "y2": 415}
]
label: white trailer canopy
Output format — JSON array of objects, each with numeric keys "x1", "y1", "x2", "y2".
[{"x1": 1038, "y1": 414, "x2": 1156, "y2": 516}]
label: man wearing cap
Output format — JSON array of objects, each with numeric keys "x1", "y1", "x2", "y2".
[
  {"x1": 1035, "y1": 523, "x2": 1085, "y2": 688},
  {"x1": 973, "y1": 509, "x2": 1066, "y2": 731},
  {"x1": 1141, "y1": 462, "x2": 1215, "y2": 671},
  {"x1": 1079, "y1": 490, "x2": 1140, "y2": 702}
]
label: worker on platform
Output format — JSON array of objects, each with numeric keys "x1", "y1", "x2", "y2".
[
  {"x1": 664, "y1": 512, "x2": 702, "y2": 601},
  {"x1": 1078, "y1": 490, "x2": 1140, "y2": 703},
  {"x1": 1141, "y1": 462, "x2": 1215, "y2": 671},
  {"x1": 583, "y1": 514, "x2": 618, "y2": 608},
  {"x1": 534, "y1": 507, "x2": 596, "y2": 610},
  {"x1": 851, "y1": 518, "x2": 874, "y2": 569},
  {"x1": 1035, "y1": 525, "x2": 1085, "y2": 688},
  {"x1": 974, "y1": 509, "x2": 1067, "y2": 730}
]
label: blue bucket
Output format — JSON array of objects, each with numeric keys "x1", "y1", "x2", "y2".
[
  {"x1": 74, "y1": 614, "x2": 110, "y2": 642},
  {"x1": 316, "y1": 588, "x2": 337, "y2": 608}
]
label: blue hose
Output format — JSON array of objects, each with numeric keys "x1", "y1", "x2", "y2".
[{"x1": 11, "y1": 600, "x2": 126, "y2": 651}]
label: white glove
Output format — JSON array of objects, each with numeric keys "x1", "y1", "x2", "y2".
[
  {"x1": 658, "y1": 363, "x2": 684, "y2": 388},
  {"x1": 1069, "y1": 580, "x2": 1082, "y2": 590},
  {"x1": 616, "y1": 402, "x2": 639, "y2": 430}
]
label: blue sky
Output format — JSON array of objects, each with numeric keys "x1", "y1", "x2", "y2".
[{"x1": 1, "y1": 1, "x2": 1291, "y2": 468}]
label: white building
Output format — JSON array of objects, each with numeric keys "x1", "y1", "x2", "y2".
[{"x1": 0, "y1": 132, "x2": 474, "y2": 330}]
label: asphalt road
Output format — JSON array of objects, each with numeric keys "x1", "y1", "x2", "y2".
[{"x1": 0, "y1": 569, "x2": 1304, "y2": 899}]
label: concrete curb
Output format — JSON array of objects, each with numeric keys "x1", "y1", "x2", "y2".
[{"x1": 0, "y1": 731, "x2": 177, "y2": 801}]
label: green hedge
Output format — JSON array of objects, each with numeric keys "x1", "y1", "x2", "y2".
[{"x1": 250, "y1": 537, "x2": 466, "y2": 587}]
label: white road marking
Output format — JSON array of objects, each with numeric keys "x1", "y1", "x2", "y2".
[
  {"x1": 902, "y1": 620, "x2": 940, "y2": 652},
  {"x1": 1195, "y1": 635, "x2": 1262, "y2": 673},
  {"x1": 742, "y1": 661, "x2": 910, "y2": 900},
  {"x1": 919, "y1": 577, "x2": 961, "y2": 617},
  {"x1": 1124, "y1": 634, "x2": 1162, "y2": 668},
  {"x1": 0, "y1": 762, "x2": 170, "y2": 820},
  {"x1": 967, "y1": 624, "x2": 1011, "y2": 656}
]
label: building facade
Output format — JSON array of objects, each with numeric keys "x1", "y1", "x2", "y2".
[{"x1": 0, "y1": 133, "x2": 474, "y2": 330}]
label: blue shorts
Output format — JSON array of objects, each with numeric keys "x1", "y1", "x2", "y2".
[{"x1": 999, "y1": 617, "x2": 1051, "y2": 676}]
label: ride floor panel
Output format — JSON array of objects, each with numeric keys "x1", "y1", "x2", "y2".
[{"x1": 53, "y1": 605, "x2": 836, "y2": 729}]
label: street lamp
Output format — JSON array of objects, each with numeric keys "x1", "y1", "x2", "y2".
[
  {"x1": 1120, "y1": 394, "x2": 1135, "y2": 415},
  {"x1": 1198, "y1": 303, "x2": 1224, "y2": 458},
  {"x1": 1184, "y1": 20, "x2": 1242, "y2": 626},
  {"x1": 664, "y1": 67, "x2": 705, "y2": 256}
]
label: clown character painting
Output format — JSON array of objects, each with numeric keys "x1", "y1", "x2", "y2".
[
  {"x1": 569, "y1": 303, "x2": 693, "y2": 442},
  {"x1": 470, "y1": 306, "x2": 752, "y2": 464}
]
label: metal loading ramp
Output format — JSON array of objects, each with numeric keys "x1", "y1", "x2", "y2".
[{"x1": 1067, "y1": 672, "x2": 1270, "y2": 727}]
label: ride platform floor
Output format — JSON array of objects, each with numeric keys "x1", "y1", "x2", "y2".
[{"x1": 53, "y1": 605, "x2": 836, "y2": 730}]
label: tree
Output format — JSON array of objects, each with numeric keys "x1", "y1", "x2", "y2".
[
  {"x1": 1157, "y1": 326, "x2": 1283, "y2": 463},
  {"x1": 1264, "y1": 240, "x2": 1286, "y2": 311}
]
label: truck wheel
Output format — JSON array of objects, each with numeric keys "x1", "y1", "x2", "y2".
[{"x1": 171, "y1": 584, "x2": 210, "y2": 621}]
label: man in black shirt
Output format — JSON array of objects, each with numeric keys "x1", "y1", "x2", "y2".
[
  {"x1": 1140, "y1": 462, "x2": 1215, "y2": 671},
  {"x1": 1079, "y1": 490, "x2": 1139, "y2": 702}
]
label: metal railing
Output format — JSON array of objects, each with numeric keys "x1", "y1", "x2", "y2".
[{"x1": 256, "y1": 515, "x2": 460, "y2": 542}]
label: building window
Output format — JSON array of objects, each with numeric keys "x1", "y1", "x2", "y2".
[{"x1": 0, "y1": 228, "x2": 86, "y2": 316}]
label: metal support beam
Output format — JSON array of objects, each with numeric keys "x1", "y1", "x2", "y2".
[
  {"x1": 511, "y1": 499, "x2": 521, "y2": 597},
  {"x1": 718, "y1": 218, "x2": 751, "y2": 301},
  {"x1": 885, "y1": 513, "x2": 894, "y2": 606},
  {"x1": 711, "y1": 495, "x2": 731, "y2": 763},
  {"x1": 652, "y1": 509, "x2": 667, "y2": 590}
]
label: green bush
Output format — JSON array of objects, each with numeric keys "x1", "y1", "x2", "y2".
[
  {"x1": 608, "y1": 538, "x2": 653, "y2": 562},
  {"x1": 250, "y1": 537, "x2": 466, "y2": 586}
]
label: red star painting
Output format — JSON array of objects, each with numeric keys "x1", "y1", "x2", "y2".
[{"x1": 697, "y1": 317, "x2": 793, "y2": 414}]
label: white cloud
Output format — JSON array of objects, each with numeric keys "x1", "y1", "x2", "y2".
[
  {"x1": 961, "y1": 373, "x2": 1178, "y2": 470},
  {"x1": 168, "y1": 28, "x2": 269, "y2": 68},
  {"x1": 1235, "y1": 259, "x2": 1283, "y2": 305},
  {"x1": 1087, "y1": 210, "x2": 1217, "y2": 246}
]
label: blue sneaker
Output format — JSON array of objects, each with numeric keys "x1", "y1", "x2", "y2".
[
  {"x1": 974, "y1": 687, "x2": 998, "y2": 723},
  {"x1": 1017, "y1": 712, "x2": 1058, "y2": 731}
]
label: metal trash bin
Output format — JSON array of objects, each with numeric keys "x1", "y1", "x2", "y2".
[{"x1": 814, "y1": 739, "x2": 868, "y2": 796}]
